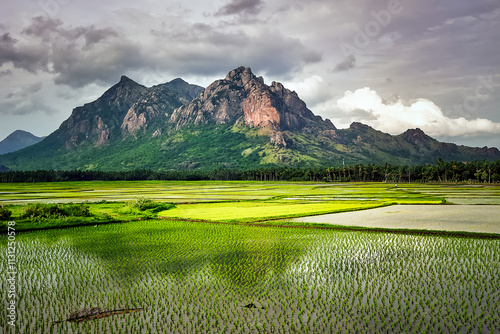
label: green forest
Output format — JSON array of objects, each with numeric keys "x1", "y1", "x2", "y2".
[{"x1": 1, "y1": 159, "x2": 498, "y2": 183}]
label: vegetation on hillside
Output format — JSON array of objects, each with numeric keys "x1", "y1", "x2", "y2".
[{"x1": 1, "y1": 120, "x2": 498, "y2": 172}]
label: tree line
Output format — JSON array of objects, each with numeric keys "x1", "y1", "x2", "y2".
[{"x1": 0, "y1": 159, "x2": 499, "y2": 184}]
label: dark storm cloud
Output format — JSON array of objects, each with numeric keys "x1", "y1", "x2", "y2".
[
  {"x1": 0, "y1": 96, "x2": 56, "y2": 116},
  {"x1": 0, "y1": 16, "x2": 120, "y2": 82},
  {"x1": 0, "y1": 16, "x2": 123, "y2": 88},
  {"x1": 6, "y1": 82, "x2": 43, "y2": 99},
  {"x1": 332, "y1": 0, "x2": 500, "y2": 111},
  {"x1": 336, "y1": 0, "x2": 499, "y2": 57},
  {"x1": 21, "y1": 16, "x2": 64, "y2": 40},
  {"x1": 215, "y1": 0, "x2": 263, "y2": 16},
  {"x1": 0, "y1": 32, "x2": 51, "y2": 73},
  {"x1": 381, "y1": 4, "x2": 500, "y2": 98},
  {"x1": 1, "y1": 14, "x2": 320, "y2": 89},
  {"x1": 149, "y1": 22, "x2": 321, "y2": 79},
  {"x1": 0, "y1": 32, "x2": 17, "y2": 50},
  {"x1": 1, "y1": 81, "x2": 53, "y2": 117},
  {"x1": 81, "y1": 27, "x2": 119, "y2": 50},
  {"x1": 22, "y1": 16, "x2": 118, "y2": 50},
  {"x1": 52, "y1": 42, "x2": 144, "y2": 88},
  {"x1": 332, "y1": 54, "x2": 356, "y2": 73}
]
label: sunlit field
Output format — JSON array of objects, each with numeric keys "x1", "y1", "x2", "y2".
[{"x1": 1, "y1": 220, "x2": 499, "y2": 333}]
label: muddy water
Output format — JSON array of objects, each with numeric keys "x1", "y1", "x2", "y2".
[{"x1": 291, "y1": 205, "x2": 500, "y2": 234}]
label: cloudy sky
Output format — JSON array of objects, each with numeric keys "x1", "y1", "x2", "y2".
[{"x1": 1, "y1": 0, "x2": 499, "y2": 148}]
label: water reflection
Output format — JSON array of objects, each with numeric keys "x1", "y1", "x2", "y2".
[
  {"x1": 67, "y1": 221, "x2": 303, "y2": 284},
  {"x1": 210, "y1": 231, "x2": 302, "y2": 287}
]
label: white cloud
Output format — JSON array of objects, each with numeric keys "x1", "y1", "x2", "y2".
[
  {"x1": 286, "y1": 75, "x2": 334, "y2": 108},
  {"x1": 336, "y1": 87, "x2": 500, "y2": 137}
]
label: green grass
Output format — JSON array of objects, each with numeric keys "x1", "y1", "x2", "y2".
[
  {"x1": 160, "y1": 200, "x2": 389, "y2": 221},
  {"x1": 1, "y1": 199, "x2": 176, "y2": 233}
]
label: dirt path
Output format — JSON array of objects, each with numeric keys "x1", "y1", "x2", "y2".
[{"x1": 291, "y1": 205, "x2": 500, "y2": 234}]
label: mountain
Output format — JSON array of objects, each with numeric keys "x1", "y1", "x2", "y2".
[
  {"x1": 170, "y1": 66, "x2": 335, "y2": 133},
  {"x1": 337, "y1": 123, "x2": 499, "y2": 165},
  {"x1": 0, "y1": 130, "x2": 44, "y2": 154},
  {"x1": 0, "y1": 67, "x2": 498, "y2": 171},
  {"x1": 121, "y1": 78, "x2": 204, "y2": 135}
]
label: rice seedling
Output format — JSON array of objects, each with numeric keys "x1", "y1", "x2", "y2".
[{"x1": 1, "y1": 219, "x2": 498, "y2": 333}]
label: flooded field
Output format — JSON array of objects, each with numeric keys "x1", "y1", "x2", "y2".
[
  {"x1": 1, "y1": 181, "x2": 499, "y2": 333},
  {"x1": 1, "y1": 220, "x2": 499, "y2": 333},
  {"x1": 291, "y1": 205, "x2": 500, "y2": 234}
]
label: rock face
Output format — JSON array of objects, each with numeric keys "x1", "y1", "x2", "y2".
[
  {"x1": 401, "y1": 128, "x2": 433, "y2": 145},
  {"x1": 57, "y1": 76, "x2": 147, "y2": 148},
  {"x1": 170, "y1": 66, "x2": 335, "y2": 133},
  {"x1": 56, "y1": 76, "x2": 204, "y2": 147},
  {"x1": 121, "y1": 80, "x2": 203, "y2": 135}
]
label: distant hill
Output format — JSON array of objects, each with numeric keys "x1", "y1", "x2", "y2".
[
  {"x1": 0, "y1": 130, "x2": 44, "y2": 154},
  {"x1": 0, "y1": 67, "x2": 498, "y2": 171}
]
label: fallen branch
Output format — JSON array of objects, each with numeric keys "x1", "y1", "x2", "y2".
[{"x1": 54, "y1": 307, "x2": 145, "y2": 323}]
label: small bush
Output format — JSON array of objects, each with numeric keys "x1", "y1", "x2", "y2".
[
  {"x1": 132, "y1": 197, "x2": 175, "y2": 213},
  {"x1": 21, "y1": 204, "x2": 67, "y2": 219},
  {"x1": 118, "y1": 206, "x2": 140, "y2": 215},
  {"x1": 100, "y1": 213, "x2": 113, "y2": 220},
  {"x1": 21, "y1": 203, "x2": 92, "y2": 220},
  {"x1": 0, "y1": 206, "x2": 12, "y2": 221},
  {"x1": 65, "y1": 203, "x2": 92, "y2": 217},
  {"x1": 132, "y1": 197, "x2": 157, "y2": 211}
]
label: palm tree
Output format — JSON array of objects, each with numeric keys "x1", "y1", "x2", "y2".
[
  {"x1": 371, "y1": 165, "x2": 378, "y2": 181},
  {"x1": 452, "y1": 164, "x2": 458, "y2": 181},
  {"x1": 327, "y1": 167, "x2": 334, "y2": 182}
]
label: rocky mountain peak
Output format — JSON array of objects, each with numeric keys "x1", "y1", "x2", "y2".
[
  {"x1": 402, "y1": 128, "x2": 433, "y2": 145},
  {"x1": 121, "y1": 78, "x2": 203, "y2": 135},
  {"x1": 160, "y1": 78, "x2": 204, "y2": 101},
  {"x1": 57, "y1": 76, "x2": 148, "y2": 148},
  {"x1": 100, "y1": 76, "x2": 147, "y2": 105},
  {"x1": 170, "y1": 66, "x2": 335, "y2": 133},
  {"x1": 224, "y1": 66, "x2": 264, "y2": 87},
  {"x1": 350, "y1": 122, "x2": 372, "y2": 131},
  {"x1": 119, "y1": 75, "x2": 135, "y2": 84}
]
